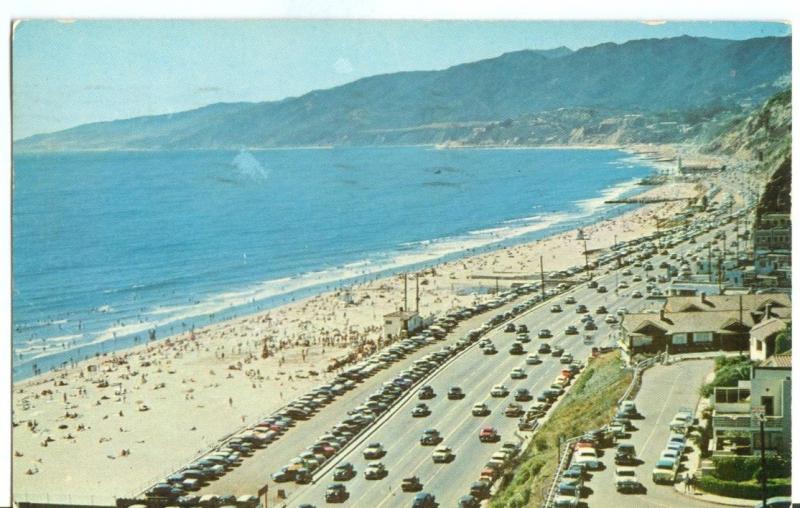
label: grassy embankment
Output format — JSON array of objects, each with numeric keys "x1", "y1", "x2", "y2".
[{"x1": 490, "y1": 352, "x2": 633, "y2": 508}]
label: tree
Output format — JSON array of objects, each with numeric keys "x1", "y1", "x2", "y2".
[{"x1": 775, "y1": 322, "x2": 791, "y2": 355}]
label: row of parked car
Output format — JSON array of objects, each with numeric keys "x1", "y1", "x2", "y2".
[{"x1": 652, "y1": 408, "x2": 694, "y2": 484}]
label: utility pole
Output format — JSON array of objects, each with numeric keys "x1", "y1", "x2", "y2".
[
  {"x1": 755, "y1": 410, "x2": 768, "y2": 508},
  {"x1": 708, "y1": 243, "x2": 713, "y2": 282},
  {"x1": 539, "y1": 256, "x2": 545, "y2": 298},
  {"x1": 583, "y1": 238, "x2": 589, "y2": 274},
  {"x1": 415, "y1": 273, "x2": 420, "y2": 313}
]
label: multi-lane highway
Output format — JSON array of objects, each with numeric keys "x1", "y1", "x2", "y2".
[{"x1": 285, "y1": 237, "x2": 721, "y2": 507}]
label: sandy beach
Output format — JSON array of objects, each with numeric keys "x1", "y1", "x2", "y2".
[{"x1": 11, "y1": 157, "x2": 709, "y2": 502}]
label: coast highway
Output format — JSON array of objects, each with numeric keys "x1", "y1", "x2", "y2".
[{"x1": 282, "y1": 220, "x2": 743, "y2": 507}]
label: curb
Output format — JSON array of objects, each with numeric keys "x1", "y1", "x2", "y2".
[{"x1": 671, "y1": 485, "x2": 754, "y2": 507}]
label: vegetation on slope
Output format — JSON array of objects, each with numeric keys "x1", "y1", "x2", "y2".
[{"x1": 489, "y1": 352, "x2": 632, "y2": 508}]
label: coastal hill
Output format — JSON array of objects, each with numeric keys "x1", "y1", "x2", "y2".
[{"x1": 15, "y1": 35, "x2": 791, "y2": 152}]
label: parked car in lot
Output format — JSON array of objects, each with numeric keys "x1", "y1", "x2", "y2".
[
  {"x1": 573, "y1": 448, "x2": 602, "y2": 470},
  {"x1": 670, "y1": 409, "x2": 694, "y2": 433},
  {"x1": 470, "y1": 480, "x2": 491, "y2": 500},
  {"x1": 615, "y1": 467, "x2": 644, "y2": 493},
  {"x1": 458, "y1": 495, "x2": 480, "y2": 508},
  {"x1": 554, "y1": 481, "x2": 581, "y2": 507},
  {"x1": 652, "y1": 458, "x2": 678, "y2": 484}
]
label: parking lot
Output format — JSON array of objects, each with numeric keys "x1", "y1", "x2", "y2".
[{"x1": 579, "y1": 359, "x2": 715, "y2": 508}]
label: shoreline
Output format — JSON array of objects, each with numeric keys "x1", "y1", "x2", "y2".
[
  {"x1": 12, "y1": 149, "x2": 665, "y2": 382},
  {"x1": 11, "y1": 165, "x2": 706, "y2": 499}
]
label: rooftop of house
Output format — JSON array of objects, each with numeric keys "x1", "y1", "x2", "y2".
[
  {"x1": 663, "y1": 293, "x2": 791, "y2": 314},
  {"x1": 749, "y1": 317, "x2": 788, "y2": 341},
  {"x1": 623, "y1": 309, "x2": 758, "y2": 336},
  {"x1": 384, "y1": 310, "x2": 420, "y2": 319},
  {"x1": 761, "y1": 351, "x2": 792, "y2": 368}
]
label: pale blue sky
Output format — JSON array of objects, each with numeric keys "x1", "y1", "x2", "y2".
[{"x1": 12, "y1": 19, "x2": 790, "y2": 139}]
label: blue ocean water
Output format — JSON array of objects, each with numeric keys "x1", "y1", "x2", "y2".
[{"x1": 12, "y1": 146, "x2": 653, "y2": 379}]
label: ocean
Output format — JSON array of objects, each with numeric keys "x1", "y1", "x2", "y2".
[{"x1": 12, "y1": 146, "x2": 654, "y2": 380}]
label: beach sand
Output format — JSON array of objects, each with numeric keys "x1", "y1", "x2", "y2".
[{"x1": 11, "y1": 174, "x2": 706, "y2": 502}]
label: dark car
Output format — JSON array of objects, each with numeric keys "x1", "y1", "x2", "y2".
[
  {"x1": 509, "y1": 343, "x2": 525, "y2": 355},
  {"x1": 565, "y1": 325, "x2": 579, "y2": 335},
  {"x1": 333, "y1": 462, "x2": 355, "y2": 481},
  {"x1": 538, "y1": 329, "x2": 552, "y2": 339},
  {"x1": 325, "y1": 483, "x2": 348, "y2": 502},
  {"x1": 576, "y1": 304, "x2": 588, "y2": 314},
  {"x1": 412, "y1": 492, "x2": 437, "y2": 508},
  {"x1": 538, "y1": 343, "x2": 551, "y2": 354},
  {"x1": 270, "y1": 467, "x2": 295, "y2": 483},
  {"x1": 470, "y1": 480, "x2": 491, "y2": 500},
  {"x1": 418, "y1": 385, "x2": 435, "y2": 400},
  {"x1": 584, "y1": 321, "x2": 598, "y2": 331},
  {"x1": 448, "y1": 387, "x2": 465, "y2": 400},
  {"x1": 551, "y1": 347, "x2": 564, "y2": 357},
  {"x1": 401, "y1": 475, "x2": 423, "y2": 492},
  {"x1": 457, "y1": 495, "x2": 480, "y2": 508},
  {"x1": 504, "y1": 323, "x2": 516, "y2": 333},
  {"x1": 515, "y1": 388, "x2": 533, "y2": 401},
  {"x1": 420, "y1": 429, "x2": 442, "y2": 446},
  {"x1": 412, "y1": 403, "x2": 431, "y2": 417}
]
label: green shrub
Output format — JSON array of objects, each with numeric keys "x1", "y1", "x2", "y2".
[
  {"x1": 698, "y1": 476, "x2": 791, "y2": 499},
  {"x1": 711, "y1": 455, "x2": 791, "y2": 482},
  {"x1": 701, "y1": 357, "x2": 752, "y2": 397}
]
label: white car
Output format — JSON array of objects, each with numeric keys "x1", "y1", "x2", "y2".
[
  {"x1": 491, "y1": 385, "x2": 509, "y2": 397},
  {"x1": 526, "y1": 354, "x2": 541, "y2": 365},
  {"x1": 660, "y1": 449, "x2": 680, "y2": 462},
  {"x1": 573, "y1": 448, "x2": 601, "y2": 470},
  {"x1": 615, "y1": 466, "x2": 642, "y2": 492},
  {"x1": 432, "y1": 445, "x2": 454, "y2": 463}
]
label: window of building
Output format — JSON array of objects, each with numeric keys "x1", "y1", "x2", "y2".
[
  {"x1": 672, "y1": 333, "x2": 687, "y2": 345},
  {"x1": 756, "y1": 340, "x2": 763, "y2": 351},
  {"x1": 761, "y1": 396, "x2": 775, "y2": 416},
  {"x1": 694, "y1": 331, "x2": 713, "y2": 342}
]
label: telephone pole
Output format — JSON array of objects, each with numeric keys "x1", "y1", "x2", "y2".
[{"x1": 539, "y1": 256, "x2": 545, "y2": 298}]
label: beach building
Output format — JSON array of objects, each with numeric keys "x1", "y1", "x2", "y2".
[
  {"x1": 749, "y1": 318, "x2": 789, "y2": 362},
  {"x1": 711, "y1": 353, "x2": 791, "y2": 453},
  {"x1": 383, "y1": 310, "x2": 423, "y2": 339},
  {"x1": 619, "y1": 293, "x2": 791, "y2": 356}
]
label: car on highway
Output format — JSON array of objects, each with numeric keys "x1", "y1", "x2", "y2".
[
  {"x1": 526, "y1": 353, "x2": 542, "y2": 365},
  {"x1": 363, "y1": 442, "x2": 386, "y2": 459},
  {"x1": 560, "y1": 353, "x2": 573, "y2": 364},
  {"x1": 418, "y1": 385, "x2": 435, "y2": 400},
  {"x1": 575, "y1": 304, "x2": 588, "y2": 313},
  {"x1": 550, "y1": 304, "x2": 562, "y2": 313},
  {"x1": 470, "y1": 480, "x2": 491, "y2": 500},
  {"x1": 448, "y1": 386, "x2": 465, "y2": 399},
  {"x1": 565, "y1": 296, "x2": 577, "y2": 304},
  {"x1": 538, "y1": 328, "x2": 553, "y2": 338},
  {"x1": 479, "y1": 427, "x2": 500, "y2": 442},
  {"x1": 564, "y1": 325, "x2": 579, "y2": 335},
  {"x1": 551, "y1": 346, "x2": 564, "y2": 357},
  {"x1": 432, "y1": 445, "x2": 455, "y2": 463},
  {"x1": 622, "y1": 269, "x2": 632, "y2": 276},
  {"x1": 331, "y1": 462, "x2": 356, "y2": 481},
  {"x1": 615, "y1": 467, "x2": 644, "y2": 493},
  {"x1": 507, "y1": 341, "x2": 524, "y2": 355},
  {"x1": 412, "y1": 403, "x2": 431, "y2": 417},
  {"x1": 412, "y1": 492, "x2": 437, "y2": 508},
  {"x1": 510, "y1": 367, "x2": 527, "y2": 379},
  {"x1": 516, "y1": 332, "x2": 530, "y2": 343},
  {"x1": 504, "y1": 403, "x2": 524, "y2": 417},
  {"x1": 472, "y1": 402, "x2": 490, "y2": 416},
  {"x1": 515, "y1": 388, "x2": 532, "y2": 401},
  {"x1": 632, "y1": 274, "x2": 642, "y2": 282},
  {"x1": 597, "y1": 285, "x2": 608, "y2": 293},
  {"x1": 491, "y1": 384, "x2": 510, "y2": 397},
  {"x1": 457, "y1": 494, "x2": 480, "y2": 508},
  {"x1": 618, "y1": 281, "x2": 629, "y2": 289},
  {"x1": 538, "y1": 343, "x2": 552, "y2": 354},
  {"x1": 617, "y1": 307, "x2": 628, "y2": 316},
  {"x1": 420, "y1": 429, "x2": 442, "y2": 446},
  {"x1": 483, "y1": 344, "x2": 498, "y2": 355},
  {"x1": 652, "y1": 458, "x2": 678, "y2": 484},
  {"x1": 364, "y1": 462, "x2": 387, "y2": 480},
  {"x1": 584, "y1": 321, "x2": 597, "y2": 331},
  {"x1": 605, "y1": 315, "x2": 619, "y2": 324},
  {"x1": 631, "y1": 290, "x2": 643, "y2": 298},
  {"x1": 401, "y1": 475, "x2": 423, "y2": 492},
  {"x1": 588, "y1": 280, "x2": 598, "y2": 288},
  {"x1": 325, "y1": 483, "x2": 348, "y2": 502}
]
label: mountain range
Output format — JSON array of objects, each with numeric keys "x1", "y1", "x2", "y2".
[{"x1": 15, "y1": 35, "x2": 791, "y2": 152}]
